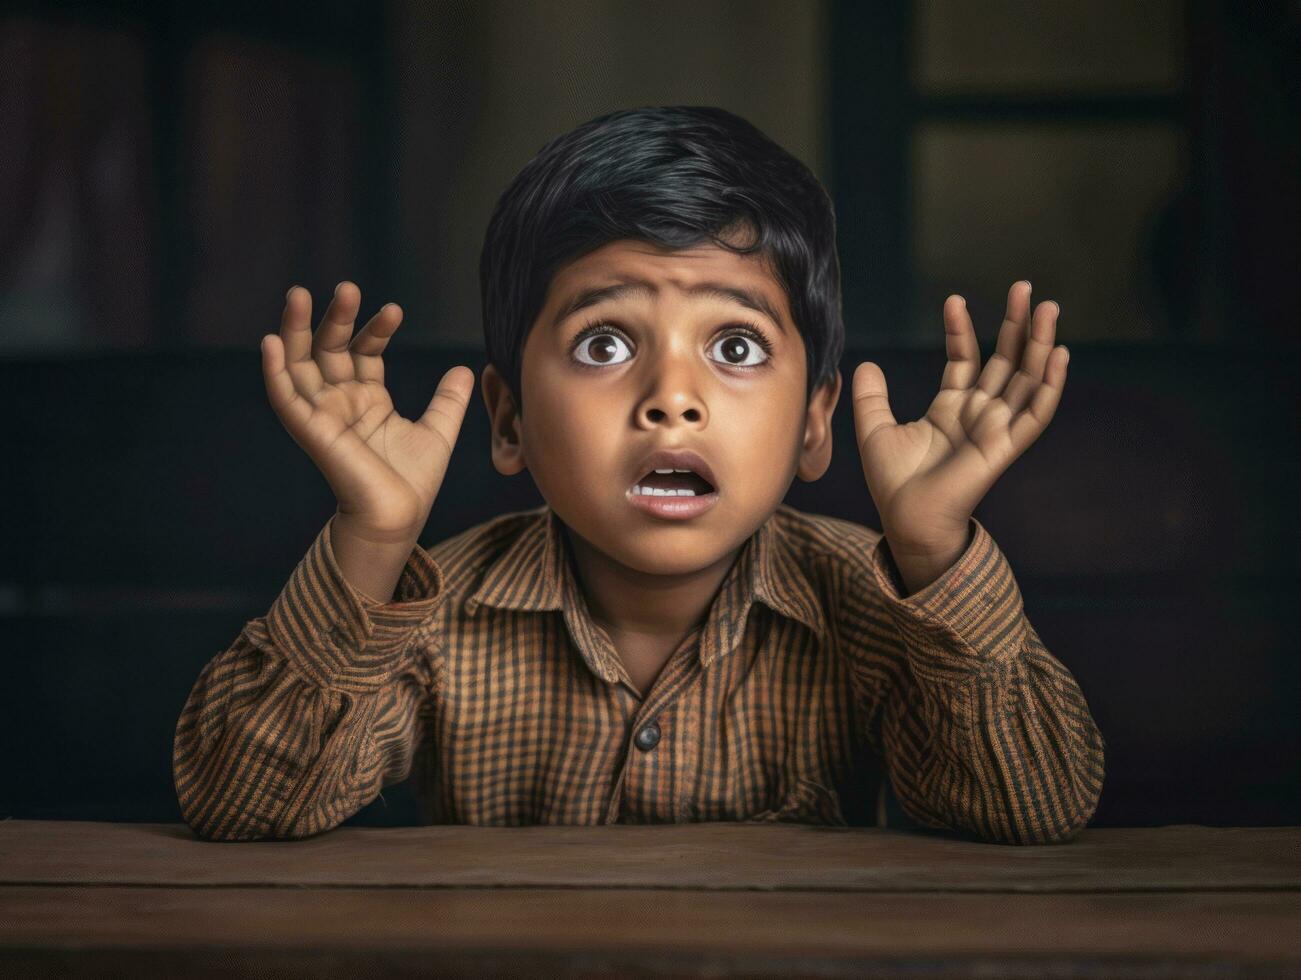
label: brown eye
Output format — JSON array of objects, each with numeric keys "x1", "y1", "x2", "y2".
[
  {"x1": 573, "y1": 331, "x2": 632, "y2": 366},
  {"x1": 709, "y1": 333, "x2": 769, "y2": 367},
  {"x1": 720, "y1": 337, "x2": 748, "y2": 363}
]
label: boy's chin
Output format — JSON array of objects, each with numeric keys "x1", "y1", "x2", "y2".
[
  {"x1": 594, "y1": 541, "x2": 737, "y2": 578},
  {"x1": 559, "y1": 501, "x2": 773, "y2": 577}
]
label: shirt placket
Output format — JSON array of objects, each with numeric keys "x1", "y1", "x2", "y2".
[{"x1": 602, "y1": 625, "x2": 704, "y2": 824}]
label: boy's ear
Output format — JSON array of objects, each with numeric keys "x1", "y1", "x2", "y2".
[
  {"x1": 481, "y1": 364, "x2": 527, "y2": 476},
  {"x1": 796, "y1": 370, "x2": 842, "y2": 482}
]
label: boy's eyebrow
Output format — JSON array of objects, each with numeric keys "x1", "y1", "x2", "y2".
[{"x1": 553, "y1": 279, "x2": 787, "y2": 334}]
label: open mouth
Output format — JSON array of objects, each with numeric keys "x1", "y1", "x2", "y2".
[{"x1": 629, "y1": 468, "x2": 717, "y2": 497}]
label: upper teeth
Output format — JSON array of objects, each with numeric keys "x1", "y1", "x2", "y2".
[{"x1": 634, "y1": 468, "x2": 708, "y2": 497}]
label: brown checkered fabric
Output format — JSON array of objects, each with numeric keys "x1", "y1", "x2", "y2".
[{"x1": 173, "y1": 504, "x2": 1104, "y2": 844}]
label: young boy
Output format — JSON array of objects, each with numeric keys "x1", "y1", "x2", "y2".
[{"x1": 173, "y1": 106, "x2": 1103, "y2": 845}]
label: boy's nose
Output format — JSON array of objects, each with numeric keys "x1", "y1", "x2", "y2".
[
  {"x1": 634, "y1": 379, "x2": 707, "y2": 428},
  {"x1": 638, "y1": 401, "x2": 705, "y2": 426},
  {"x1": 632, "y1": 347, "x2": 710, "y2": 428}
]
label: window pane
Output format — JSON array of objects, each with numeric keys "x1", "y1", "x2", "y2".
[
  {"x1": 913, "y1": 0, "x2": 1184, "y2": 95},
  {"x1": 0, "y1": 19, "x2": 156, "y2": 353},
  {"x1": 185, "y1": 36, "x2": 363, "y2": 347},
  {"x1": 399, "y1": 0, "x2": 829, "y2": 349},
  {"x1": 910, "y1": 123, "x2": 1187, "y2": 343}
]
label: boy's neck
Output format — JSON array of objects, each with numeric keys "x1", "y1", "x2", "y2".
[{"x1": 561, "y1": 523, "x2": 742, "y2": 643}]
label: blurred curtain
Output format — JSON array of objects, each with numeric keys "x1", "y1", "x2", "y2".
[{"x1": 0, "y1": 17, "x2": 155, "y2": 350}]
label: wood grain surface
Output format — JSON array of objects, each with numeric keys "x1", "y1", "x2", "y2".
[
  {"x1": 2, "y1": 820, "x2": 1298, "y2": 891},
  {"x1": 2, "y1": 821, "x2": 1298, "y2": 977}
]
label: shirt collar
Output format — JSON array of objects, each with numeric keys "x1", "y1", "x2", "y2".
[{"x1": 463, "y1": 504, "x2": 828, "y2": 682}]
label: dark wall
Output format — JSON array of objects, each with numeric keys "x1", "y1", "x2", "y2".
[
  {"x1": 2, "y1": 0, "x2": 1299, "y2": 830},
  {"x1": 3, "y1": 343, "x2": 1297, "y2": 827}
]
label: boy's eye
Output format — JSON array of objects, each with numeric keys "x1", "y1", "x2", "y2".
[
  {"x1": 573, "y1": 331, "x2": 633, "y2": 366},
  {"x1": 709, "y1": 333, "x2": 769, "y2": 367},
  {"x1": 571, "y1": 324, "x2": 773, "y2": 369}
]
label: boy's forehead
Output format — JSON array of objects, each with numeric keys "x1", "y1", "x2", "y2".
[{"x1": 543, "y1": 239, "x2": 790, "y2": 323}]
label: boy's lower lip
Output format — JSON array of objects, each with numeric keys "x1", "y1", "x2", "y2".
[{"x1": 625, "y1": 487, "x2": 719, "y2": 520}]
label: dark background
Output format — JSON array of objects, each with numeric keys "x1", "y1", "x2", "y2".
[{"x1": 2, "y1": 0, "x2": 1298, "y2": 829}]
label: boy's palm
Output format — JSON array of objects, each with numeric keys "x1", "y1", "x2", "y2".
[
  {"x1": 261, "y1": 282, "x2": 475, "y2": 537},
  {"x1": 852, "y1": 282, "x2": 1068, "y2": 552}
]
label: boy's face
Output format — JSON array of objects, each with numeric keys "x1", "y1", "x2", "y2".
[{"x1": 482, "y1": 237, "x2": 841, "y2": 577}]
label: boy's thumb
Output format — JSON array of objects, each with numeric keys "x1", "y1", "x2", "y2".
[
  {"x1": 419, "y1": 366, "x2": 475, "y2": 435},
  {"x1": 852, "y1": 362, "x2": 897, "y2": 443}
]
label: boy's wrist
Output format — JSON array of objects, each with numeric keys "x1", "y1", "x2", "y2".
[
  {"x1": 884, "y1": 522, "x2": 973, "y2": 598},
  {"x1": 330, "y1": 513, "x2": 423, "y2": 605}
]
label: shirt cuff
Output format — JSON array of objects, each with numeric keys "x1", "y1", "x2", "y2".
[
  {"x1": 869, "y1": 517, "x2": 1026, "y2": 685},
  {"x1": 265, "y1": 514, "x2": 445, "y2": 693}
]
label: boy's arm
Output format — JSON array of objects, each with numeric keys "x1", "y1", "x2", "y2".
[
  {"x1": 839, "y1": 517, "x2": 1105, "y2": 845},
  {"x1": 172, "y1": 514, "x2": 446, "y2": 841},
  {"x1": 840, "y1": 281, "x2": 1100, "y2": 843}
]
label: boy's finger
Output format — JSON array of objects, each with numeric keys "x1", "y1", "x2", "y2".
[
  {"x1": 261, "y1": 333, "x2": 313, "y2": 434},
  {"x1": 313, "y1": 281, "x2": 363, "y2": 385},
  {"x1": 976, "y1": 281, "x2": 1030, "y2": 398},
  {"x1": 350, "y1": 303, "x2": 403, "y2": 386},
  {"x1": 939, "y1": 295, "x2": 980, "y2": 391},
  {"x1": 852, "y1": 361, "x2": 897, "y2": 449},
  {"x1": 281, "y1": 286, "x2": 325, "y2": 400},
  {"x1": 417, "y1": 366, "x2": 476, "y2": 459},
  {"x1": 1018, "y1": 301, "x2": 1059, "y2": 383},
  {"x1": 1009, "y1": 347, "x2": 1068, "y2": 453}
]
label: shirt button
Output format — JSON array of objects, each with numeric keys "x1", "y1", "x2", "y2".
[{"x1": 633, "y1": 720, "x2": 661, "y2": 752}]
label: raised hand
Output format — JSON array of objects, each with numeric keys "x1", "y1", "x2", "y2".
[
  {"x1": 261, "y1": 281, "x2": 475, "y2": 540},
  {"x1": 851, "y1": 281, "x2": 1068, "y2": 583}
]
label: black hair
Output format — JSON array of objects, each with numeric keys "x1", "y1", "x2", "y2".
[{"x1": 479, "y1": 105, "x2": 844, "y2": 414}]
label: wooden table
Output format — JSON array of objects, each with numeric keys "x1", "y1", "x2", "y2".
[{"x1": 1, "y1": 820, "x2": 1298, "y2": 977}]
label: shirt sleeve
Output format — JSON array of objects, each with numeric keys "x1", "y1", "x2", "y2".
[
  {"x1": 837, "y1": 517, "x2": 1106, "y2": 845},
  {"x1": 172, "y1": 513, "x2": 446, "y2": 842}
]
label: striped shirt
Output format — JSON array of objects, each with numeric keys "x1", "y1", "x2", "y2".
[{"x1": 172, "y1": 503, "x2": 1105, "y2": 845}]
